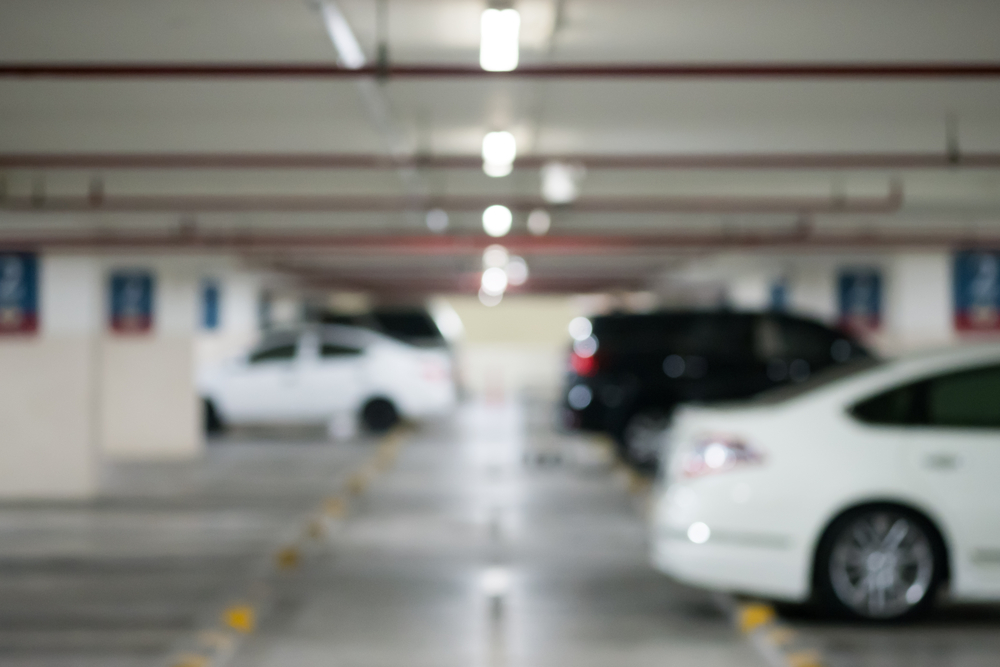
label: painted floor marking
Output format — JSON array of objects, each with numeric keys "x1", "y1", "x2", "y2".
[{"x1": 162, "y1": 427, "x2": 411, "y2": 667}]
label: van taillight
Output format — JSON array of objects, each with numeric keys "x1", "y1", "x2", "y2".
[{"x1": 571, "y1": 352, "x2": 598, "y2": 377}]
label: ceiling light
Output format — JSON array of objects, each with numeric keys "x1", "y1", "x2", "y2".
[
  {"x1": 526, "y1": 209, "x2": 551, "y2": 235},
  {"x1": 425, "y1": 208, "x2": 449, "y2": 233},
  {"x1": 481, "y1": 267, "x2": 508, "y2": 296},
  {"x1": 482, "y1": 131, "x2": 517, "y2": 178},
  {"x1": 480, "y1": 8, "x2": 520, "y2": 72},
  {"x1": 541, "y1": 161, "x2": 585, "y2": 204},
  {"x1": 482, "y1": 205, "x2": 513, "y2": 237},
  {"x1": 478, "y1": 288, "x2": 503, "y2": 307},
  {"x1": 482, "y1": 244, "x2": 509, "y2": 268},
  {"x1": 319, "y1": 1, "x2": 367, "y2": 69},
  {"x1": 506, "y1": 256, "x2": 528, "y2": 286}
]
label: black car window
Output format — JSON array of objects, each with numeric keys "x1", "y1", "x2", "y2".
[
  {"x1": 591, "y1": 313, "x2": 752, "y2": 361},
  {"x1": 321, "y1": 344, "x2": 363, "y2": 358},
  {"x1": 672, "y1": 315, "x2": 753, "y2": 362},
  {"x1": 249, "y1": 343, "x2": 297, "y2": 364},
  {"x1": 851, "y1": 382, "x2": 924, "y2": 425},
  {"x1": 926, "y1": 365, "x2": 1000, "y2": 428},
  {"x1": 756, "y1": 316, "x2": 838, "y2": 362}
]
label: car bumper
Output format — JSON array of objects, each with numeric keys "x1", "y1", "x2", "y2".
[
  {"x1": 650, "y1": 483, "x2": 812, "y2": 602},
  {"x1": 399, "y1": 382, "x2": 457, "y2": 419}
]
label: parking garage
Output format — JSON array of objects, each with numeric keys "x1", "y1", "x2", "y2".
[{"x1": 2, "y1": 2, "x2": 1000, "y2": 666}]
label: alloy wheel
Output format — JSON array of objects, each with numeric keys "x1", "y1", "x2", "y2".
[{"x1": 827, "y1": 510, "x2": 936, "y2": 619}]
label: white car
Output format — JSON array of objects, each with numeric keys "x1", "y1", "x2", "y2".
[
  {"x1": 651, "y1": 343, "x2": 1000, "y2": 620},
  {"x1": 199, "y1": 325, "x2": 456, "y2": 433}
]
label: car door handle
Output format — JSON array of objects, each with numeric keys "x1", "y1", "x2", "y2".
[{"x1": 923, "y1": 453, "x2": 960, "y2": 470}]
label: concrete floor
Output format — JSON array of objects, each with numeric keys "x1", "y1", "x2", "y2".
[{"x1": 2, "y1": 399, "x2": 999, "y2": 667}]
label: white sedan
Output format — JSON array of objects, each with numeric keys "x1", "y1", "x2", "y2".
[
  {"x1": 651, "y1": 343, "x2": 1000, "y2": 620},
  {"x1": 199, "y1": 325, "x2": 456, "y2": 433}
]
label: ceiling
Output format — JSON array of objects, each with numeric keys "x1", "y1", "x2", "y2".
[{"x1": 2, "y1": 0, "x2": 1000, "y2": 295}]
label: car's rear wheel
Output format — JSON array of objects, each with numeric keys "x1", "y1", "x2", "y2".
[
  {"x1": 361, "y1": 398, "x2": 399, "y2": 433},
  {"x1": 816, "y1": 506, "x2": 943, "y2": 620}
]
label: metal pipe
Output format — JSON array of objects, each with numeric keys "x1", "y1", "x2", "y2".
[
  {"x1": 0, "y1": 228, "x2": 992, "y2": 253},
  {"x1": 2, "y1": 152, "x2": 999, "y2": 170},
  {"x1": 0, "y1": 185, "x2": 902, "y2": 214},
  {"x1": 3, "y1": 62, "x2": 1000, "y2": 79}
]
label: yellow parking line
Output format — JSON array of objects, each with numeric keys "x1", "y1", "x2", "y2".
[
  {"x1": 222, "y1": 604, "x2": 256, "y2": 634},
  {"x1": 730, "y1": 600, "x2": 829, "y2": 667}
]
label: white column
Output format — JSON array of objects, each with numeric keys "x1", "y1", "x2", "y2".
[
  {"x1": 0, "y1": 254, "x2": 102, "y2": 498},
  {"x1": 882, "y1": 251, "x2": 956, "y2": 353},
  {"x1": 98, "y1": 255, "x2": 202, "y2": 459}
]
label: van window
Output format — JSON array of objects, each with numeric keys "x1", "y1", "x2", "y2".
[{"x1": 755, "y1": 316, "x2": 839, "y2": 362}]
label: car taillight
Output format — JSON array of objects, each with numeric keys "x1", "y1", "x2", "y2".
[
  {"x1": 570, "y1": 335, "x2": 599, "y2": 376},
  {"x1": 681, "y1": 434, "x2": 764, "y2": 478},
  {"x1": 570, "y1": 351, "x2": 598, "y2": 376}
]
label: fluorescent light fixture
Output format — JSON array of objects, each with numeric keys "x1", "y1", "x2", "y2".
[
  {"x1": 480, "y1": 8, "x2": 520, "y2": 72},
  {"x1": 478, "y1": 288, "x2": 503, "y2": 307},
  {"x1": 482, "y1": 205, "x2": 513, "y2": 237},
  {"x1": 482, "y1": 244, "x2": 509, "y2": 269},
  {"x1": 526, "y1": 208, "x2": 551, "y2": 235},
  {"x1": 568, "y1": 316, "x2": 592, "y2": 341},
  {"x1": 481, "y1": 267, "x2": 509, "y2": 296},
  {"x1": 541, "y1": 161, "x2": 585, "y2": 204},
  {"x1": 506, "y1": 256, "x2": 528, "y2": 286},
  {"x1": 482, "y1": 131, "x2": 517, "y2": 177},
  {"x1": 319, "y1": 1, "x2": 367, "y2": 69},
  {"x1": 425, "y1": 208, "x2": 449, "y2": 233},
  {"x1": 480, "y1": 566, "x2": 512, "y2": 597}
]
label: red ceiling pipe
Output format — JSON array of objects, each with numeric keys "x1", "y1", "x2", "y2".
[
  {"x1": 3, "y1": 152, "x2": 1000, "y2": 170},
  {"x1": 3, "y1": 62, "x2": 1000, "y2": 79},
  {"x1": 0, "y1": 185, "x2": 902, "y2": 215},
  {"x1": 0, "y1": 229, "x2": 995, "y2": 253}
]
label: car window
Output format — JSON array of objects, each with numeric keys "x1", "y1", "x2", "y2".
[
  {"x1": 321, "y1": 344, "x2": 363, "y2": 358},
  {"x1": 756, "y1": 316, "x2": 839, "y2": 362},
  {"x1": 850, "y1": 363, "x2": 1000, "y2": 428},
  {"x1": 926, "y1": 365, "x2": 1000, "y2": 428},
  {"x1": 592, "y1": 313, "x2": 752, "y2": 361},
  {"x1": 249, "y1": 343, "x2": 297, "y2": 364},
  {"x1": 851, "y1": 382, "x2": 923, "y2": 425}
]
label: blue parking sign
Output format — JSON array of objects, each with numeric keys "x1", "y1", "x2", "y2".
[
  {"x1": 838, "y1": 269, "x2": 881, "y2": 332},
  {"x1": 954, "y1": 251, "x2": 1000, "y2": 332},
  {"x1": 109, "y1": 271, "x2": 154, "y2": 334},
  {"x1": 202, "y1": 280, "x2": 221, "y2": 330},
  {"x1": 0, "y1": 253, "x2": 39, "y2": 335}
]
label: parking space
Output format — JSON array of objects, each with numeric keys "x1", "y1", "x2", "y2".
[
  {"x1": 0, "y1": 432, "x2": 376, "y2": 667},
  {"x1": 3, "y1": 2, "x2": 1000, "y2": 664}
]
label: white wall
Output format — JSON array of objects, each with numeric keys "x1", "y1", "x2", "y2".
[
  {"x1": 880, "y1": 251, "x2": 956, "y2": 353},
  {"x1": 0, "y1": 255, "x2": 102, "y2": 498},
  {"x1": 98, "y1": 255, "x2": 202, "y2": 459},
  {"x1": 445, "y1": 295, "x2": 581, "y2": 401}
]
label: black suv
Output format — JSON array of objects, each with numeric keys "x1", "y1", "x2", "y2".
[{"x1": 562, "y1": 310, "x2": 871, "y2": 467}]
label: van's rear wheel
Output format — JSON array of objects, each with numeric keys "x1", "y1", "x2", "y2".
[
  {"x1": 816, "y1": 506, "x2": 942, "y2": 620},
  {"x1": 361, "y1": 398, "x2": 399, "y2": 433}
]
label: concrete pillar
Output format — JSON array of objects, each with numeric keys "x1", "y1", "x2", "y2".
[
  {"x1": 98, "y1": 255, "x2": 202, "y2": 459},
  {"x1": 0, "y1": 254, "x2": 102, "y2": 498},
  {"x1": 196, "y1": 269, "x2": 264, "y2": 368},
  {"x1": 881, "y1": 251, "x2": 956, "y2": 353}
]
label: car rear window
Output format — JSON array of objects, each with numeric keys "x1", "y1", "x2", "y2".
[{"x1": 591, "y1": 313, "x2": 753, "y2": 361}]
